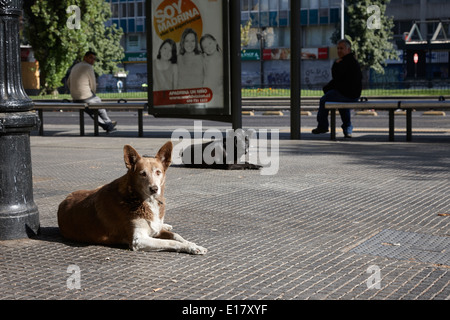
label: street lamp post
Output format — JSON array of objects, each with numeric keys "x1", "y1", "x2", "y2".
[{"x1": 0, "y1": 0, "x2": 40, "y2": 240}]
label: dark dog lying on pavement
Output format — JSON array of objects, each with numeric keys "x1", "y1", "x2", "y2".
[{"x1": 180, "y1": 130, "x2": 262, "y2": 170}]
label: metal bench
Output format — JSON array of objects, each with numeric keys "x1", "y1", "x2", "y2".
[
  {"x1": 325, "y1": 100, "x2": 400, "y2": 141},
  {"x1": 400, "y1": 99, "x2": 450, "y2": 141},
  {"x1": 33, "y1": 100, "x2": 148, "y2": 137},
  {"x1": 326, "y1": 97, "x2": 449, "y2": 141},
  {"x1": 87, "y1": 102, "x2": 147, "y2": 137},
  {"x1": 33, "y1": 101, "x2": 87, "y2": 136}
]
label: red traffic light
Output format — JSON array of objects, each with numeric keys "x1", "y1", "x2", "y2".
[{"x1": 413, "y1": 53, "x2": 419, "y2": 64}]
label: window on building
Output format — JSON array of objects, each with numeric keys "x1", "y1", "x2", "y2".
[
  {"x1": 261, "y1": 12, "x2": 269, "y2": 27},
  {"x1": 280, "y1": 0, "x2": 289, "y2": 10},
  {"x1": 136, "y1": 17, "x2": 145, "y2": 32},
  {"x1": 120, "y1": 3, "x2": 127, "y2": 18},
  {"x1": 319, "y1": 8, "x2": 329, "y2": 24},
  {"x1": 268, "y1": 0, "x2": 278, "y2": 26},
  {"x1": 111, "y1": 3, "x2": 119, "y2": 18},
  {"x1": 260, "y1": 0, "x2": 269, "y2": 11},
  {"x1": 241, "y1": 11, "x2": 250, "y2": 24},
  {"x1": 279, "y1": 9, "x2": 289, "y2": 26},
  {"x1": 250, "y1": 0, "x2": 260, "y2": 26},
  {"x1": 309, "y1": 0, "x2": 319, "y2": 9},
  {"x1": 251, "y1": 0, "x2": 260, "y2": 11},
  {"x1": 128, "y1": 3, "x2": 135, "y2": 18},
  {"x1": 127, "y1": 34, "x2": 140, "y2": 50},
  {"x1": 309, "y1": 9, "x2": 318, "y2": 25},
  {"x1": 137, "y1": 2, "x2": 144, "y2": 17},
  {"x1": 277, "y1": 0, "x2": 289, "y2": 26},
  {"x1": 269, "y1": 0, "x2": 278, "y2": 10},
  {"x1": 329, "y1": 7, "x2": 339, "y2": 24},
  {"x1": 242, "y1": 0, "x2": 250, "y2": 11}
]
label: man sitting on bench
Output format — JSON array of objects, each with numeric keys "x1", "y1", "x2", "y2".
[
  {"x1": 67, "y1": 51, "x2": 117, "y2": 133},
  {"x1": 312, "y1": 39, "x2": 362, "y2": 138}
]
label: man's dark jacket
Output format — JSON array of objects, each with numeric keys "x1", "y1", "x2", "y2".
[{"x1": 323, "y1": 53, "x2": 362, "y2": 99}]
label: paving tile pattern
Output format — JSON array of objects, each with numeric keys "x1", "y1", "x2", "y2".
[{"x1": 1, "y1": 136, "x2": 449, "y2": 300}]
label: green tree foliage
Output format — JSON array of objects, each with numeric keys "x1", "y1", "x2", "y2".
[
  {"x1": 23, "y1": 0, "x2": 124, "y2": 93},
  {"x1": 240, "y1": 19, "x2": 252, "y2": 47},
  {"x1": 331, "y1": 0, "x2": 398, "y2": 74}
]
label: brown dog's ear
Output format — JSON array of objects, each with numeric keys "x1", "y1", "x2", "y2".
[
  {"x1": 123, "y1": 145, "x2": 141, "y2": 170},
  {"x1": 155, "y1": 141, "x2": 173, "y2": 171}
]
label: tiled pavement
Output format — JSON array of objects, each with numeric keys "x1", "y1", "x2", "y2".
[{"x1": 1, "y1": 124, "x2": 449, "y2": 305}]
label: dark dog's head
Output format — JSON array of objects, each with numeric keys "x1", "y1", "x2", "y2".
[{"x1": 123, "y1": 142, "x2": 172, "y2": 200}]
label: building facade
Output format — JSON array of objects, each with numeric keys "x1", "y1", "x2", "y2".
[
  {"x1": 102, "y1": 0, "x2": 148, "y2": 91},
  {"x1": 240, "y1": 0, "x2": 342, "y2": 88},
  {"x1": 387, "y1": 0, "x2": 450, "y2": 83},
  {"x1": 100, "y1": 0, "x2": 450, "y2": 91}
]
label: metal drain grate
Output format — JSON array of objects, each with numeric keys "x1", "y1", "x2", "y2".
[{"x1": 351, "y1": 229, "x2": 450, "y2": 265}]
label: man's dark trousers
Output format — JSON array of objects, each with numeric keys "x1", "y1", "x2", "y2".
[{"x1": 317, "y1": 89, "x2": 358, "y2": 135}]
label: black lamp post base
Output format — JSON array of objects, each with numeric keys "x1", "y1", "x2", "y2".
[
  {"x1": 0, "y1": 112, "x2": 40, "y2": 240},
  {"x1": 0, "y1": 209, "x2": 40, "y2": 240}
]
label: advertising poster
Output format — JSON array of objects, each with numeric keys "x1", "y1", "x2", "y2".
[{"x1": 149, "y1": 0, "x2": 229, "y2": 116}]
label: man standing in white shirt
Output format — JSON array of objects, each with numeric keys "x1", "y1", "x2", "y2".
[{"x1": 67, "y1": 51, "x2": 117, "y2": 133}]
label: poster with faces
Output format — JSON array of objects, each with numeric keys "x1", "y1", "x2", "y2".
[{"x1": 151, "y1": 0, "x2": 225, "y2": 110}]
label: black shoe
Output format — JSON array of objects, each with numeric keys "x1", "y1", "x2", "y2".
[
  {"x1": 106, "y1": 121, "x2": 117, "y2": 133},
  {"x1": 312, "y1": 128, "x2": 329, "y2": 134},
  {"x1": 344, "y1": 132, "x2": 352, "y2": 138}
]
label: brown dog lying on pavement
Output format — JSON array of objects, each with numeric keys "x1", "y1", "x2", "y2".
[{"x1": 57, "y1": 141, "x2": 207, "y2": 255}]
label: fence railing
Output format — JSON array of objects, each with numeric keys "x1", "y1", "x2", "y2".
[
  {"x1": 241, "y1": 80, "x2": 450, "y2": 97},
  {"x1": 30, "y1": 80, "x2": 450, "y2": 100}
]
